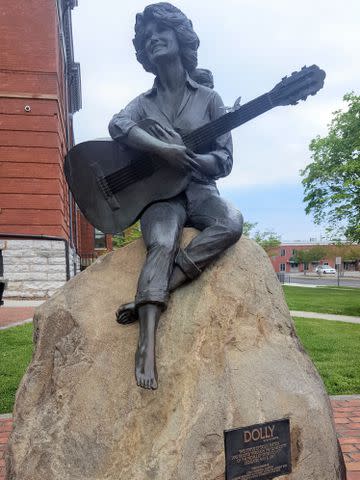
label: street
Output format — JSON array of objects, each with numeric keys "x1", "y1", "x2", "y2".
[{"x1": 283, "y1": 273, "x2": 360, "y2": 288}]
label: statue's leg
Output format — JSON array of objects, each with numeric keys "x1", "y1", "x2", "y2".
[
  {"x1": 116, "y1": 198, "x2": 186, "y2": 388},
  {"x1": 134, "y1": 199, "x2": 186, "y2": 389},
  {"x1": 170, "y1": 183, "x2": 243, "y2": 288},
  {"x1": 116, "y1": 197, "x2": 186, "y2": 325}
]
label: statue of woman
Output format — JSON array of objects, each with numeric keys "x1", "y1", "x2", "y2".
[{"x1": 109, "y1": 2, "x2": 243, "y2": 390}]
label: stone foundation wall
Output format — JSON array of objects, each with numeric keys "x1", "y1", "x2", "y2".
[{"x1": 1, "y1": 239, "x2": 79, "y2": 299}]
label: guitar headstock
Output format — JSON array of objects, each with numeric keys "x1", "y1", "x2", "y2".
[{"x1": 269, "y1": 65, "x2": 326, "y2": 107}]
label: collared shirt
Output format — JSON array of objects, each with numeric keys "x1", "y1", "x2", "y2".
[{"x1": 108, "y1": 74, "x2": 233, "y2": 184}]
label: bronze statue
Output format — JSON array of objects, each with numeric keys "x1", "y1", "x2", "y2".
[
  {"x1": 65, "y1": 1, "x2": 325, "y2": 391},
  {"x1": 108, "y1": 2, "x2": 243, "y2": 390}
]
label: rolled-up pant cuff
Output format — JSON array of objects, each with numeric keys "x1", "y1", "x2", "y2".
[
  {"x1": 175, "y1": 249, "x2": 202, "y2": 280},
  {"x1": 135, "y1": 289, "x2": 169, "y2": 311}
]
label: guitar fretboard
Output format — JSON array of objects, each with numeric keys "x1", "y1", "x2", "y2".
[{"x1": 182, "y1": 93, "x2": 272, "y2": 150}]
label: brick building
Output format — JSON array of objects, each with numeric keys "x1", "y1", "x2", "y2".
[
  {"x1": 0, "y1": 0, "x2": 106, "y2": 298},
  {"x1": 270, "y1": 242, "x2": 335, "y2": 273}
]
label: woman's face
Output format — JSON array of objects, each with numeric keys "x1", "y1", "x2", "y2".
[{"x1": 144, "y1": 20, "x2": 180, "y2": 67}]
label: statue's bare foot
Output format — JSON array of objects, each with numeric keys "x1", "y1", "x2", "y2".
[
  {"x1": 115, "y1": 302, "x2": 137, "y2": 325},
  {"x1": 135, "y1": 338, "x2": 158, "y2": 390}
]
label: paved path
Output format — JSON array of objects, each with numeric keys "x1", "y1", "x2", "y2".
[
  {"x1": 0, "y1": 300, "x2": 43, "y2": 330},
  {"x1": 1, "y1": 302, "x2": 359, "y2": 331},
  {"x1": 0, "y1": 307, "x2": 34, "y2": 330},
  {"x1": 291, "y1": 310, "x2": 360, "y2": 324},
  {"x1": 1, "y1": 397, "x2": 359, "y2": 479}
]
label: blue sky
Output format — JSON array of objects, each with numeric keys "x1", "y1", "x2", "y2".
[{"x1": 71, "y1": 0, "x2": 360, "y2": 241}]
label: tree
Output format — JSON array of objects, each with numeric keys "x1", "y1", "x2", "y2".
[
  {"x1": 301, "y1": 92, "x2": 360, "y2": 243},
  {"x1": 112, "y1": 221, "x2": 142, "y2": 248},
  {"x1": 243, "y1": 222, "x2": 281, "y2": 253},
  {"x1": 292, "y1": 246, "x2": 327, "y2": 275},
  {"x1": 322, "y1": 243, "x2": 360, "y2": 270}
]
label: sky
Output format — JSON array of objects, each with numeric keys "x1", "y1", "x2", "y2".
[{"x1": 71, "y1": 0, "x2": 360, "y2": 241}]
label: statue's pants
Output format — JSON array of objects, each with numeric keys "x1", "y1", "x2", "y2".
[{"x1": 135, "y1": 182, "x2": 243, "y2": 309}]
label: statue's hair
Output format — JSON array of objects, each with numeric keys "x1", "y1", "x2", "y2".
[
  {"x1": 133, "y1": 2, "x2": 200, "y2": 75},
  {"x1": 191, "y1": 68, "x2": 214, "y2": 89}
]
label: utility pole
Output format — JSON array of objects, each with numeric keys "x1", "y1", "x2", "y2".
[{"x1": 335, "y1": 257, "x2": 342, "y2": 287}]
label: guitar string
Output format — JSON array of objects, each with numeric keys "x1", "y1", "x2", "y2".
[
  {"x1": 105, "y1": 96, "x2": 271, "y2": 193},
  {"x1": 190, "y1": 83, "x2": 314, "y2": 148},
  {"x1": 105, "y1": 93, "x2": 277, "y2": 192},
  {"x1": 184, "y1": 94, "x2": 271, "y2": 150},
  {"x1": 106, "y1": 161, "x2": 151, "y2": 188},
  {"x1": 184, "y1": 99, "x2": 270, "y2": 149},
  {"x1": 103, "y1": 87, "x2": 311, "y2": 192},
  {"x1": 105, "y1": 161, "x2": 147, "y2": 185},
  {"x1": 105, "y1": 157, "x2": 158, "y2": 192},
  {"x1": 186, "y1": 93, "x2": 270, "y2": 142},
  {"x1": 184, "y1": 87, "x2": 303, "y2": 149}
]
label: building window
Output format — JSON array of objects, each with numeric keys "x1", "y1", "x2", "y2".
[
  {"x1": 280, "y1": 249, "x2": 286, "y2": 256},
  {"x1": 280, "y1": 263, "x2": 286, "y2": 271},
  {"x1": 94, "y1": 229, "x2": 106, "y2": 249},
  {"x1": 292, "y1": 249, "x2": 296, "y2": 255}
]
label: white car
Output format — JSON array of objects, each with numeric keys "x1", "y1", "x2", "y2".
[{"x1": 316, "y1": 266, "x2": 336, "y2": 274}]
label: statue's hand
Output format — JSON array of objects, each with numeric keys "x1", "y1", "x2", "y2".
[
  {"x1": 147, "y1": 122, "x2": 184, "y2": 146},
  {"x1": 156, "y1": 143, "x2": 199, "y2": 172}
]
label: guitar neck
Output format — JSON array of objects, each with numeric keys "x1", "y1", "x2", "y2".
[{"x1": 182, "y1": 92, "x2": 273, "y2": 150}]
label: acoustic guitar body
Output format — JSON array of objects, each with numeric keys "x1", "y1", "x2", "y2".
[{"x1": 64, "y1": 138, "x2": 191, "y2": 233}]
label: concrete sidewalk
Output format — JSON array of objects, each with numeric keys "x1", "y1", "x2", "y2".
[{"x1": 291, "y1": 310, "x2": 360, "y2": 324}]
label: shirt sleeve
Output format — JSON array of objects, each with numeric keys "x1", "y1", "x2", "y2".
[
  {"x1": 108, "y1": 95, "x2": 143, "y2": 141},
  {"x1": 208, "y1": 91, "x2": 233, "y2": 179}
]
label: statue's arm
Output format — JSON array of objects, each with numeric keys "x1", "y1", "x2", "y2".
[
  {"x1": 172, "y1": 91, "x2": 233, "y2": 178},
  {"x1": 108, "y1": 98, "x2": 197, "y2": 171}
]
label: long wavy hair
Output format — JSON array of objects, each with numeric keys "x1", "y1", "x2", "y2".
[{"x1": 133, "y1": 3, "x2": 200, "y2": 77}]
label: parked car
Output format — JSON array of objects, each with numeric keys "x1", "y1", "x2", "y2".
[{"x1": 315, "y1": 266, "x2": 336, "y2": 274}]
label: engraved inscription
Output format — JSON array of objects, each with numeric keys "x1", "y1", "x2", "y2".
[{"x1": 224, "y1": 418, "x2": 291, "y2": 480}]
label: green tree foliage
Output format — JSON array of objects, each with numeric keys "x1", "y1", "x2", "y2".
[
  {"x1": 323, "y1": 243, "x2": 360, "y2": 270},
  {"x1": 292, "y1": 247, "x2": 327, "y2": 274},
  {"x1": 112, "y1": 221, "x2": 142, "y2": 248},
  {"x1": 243, "y1": 221, "x2": 281, "y2": 253},
  {"x1": 301, "y1": 92, "x2": 360, "y2": 243}
]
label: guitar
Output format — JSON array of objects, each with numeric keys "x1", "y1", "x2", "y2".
[{"x1": 65, "y1": 65, "x2": 325, "y2": 234}]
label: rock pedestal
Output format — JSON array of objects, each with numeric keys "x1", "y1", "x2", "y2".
[{"x1": 6, "y1": 231, "x2": 345, "y2": 479}]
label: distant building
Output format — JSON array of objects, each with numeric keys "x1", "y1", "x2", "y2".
[
  {"x1": 0, "y1": 0, "x2": 112, "y2": 298},
  {"x1": 270, "y1": 240, "x2": 359, "y2": 273}
]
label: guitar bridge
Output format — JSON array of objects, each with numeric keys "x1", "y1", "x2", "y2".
[{"x1": 97, "y1": 176, "x2": 113, "y2": 199}]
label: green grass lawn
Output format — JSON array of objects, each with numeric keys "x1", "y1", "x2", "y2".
[
  {"x1": 284, "y1": 285, "x2": 360, "y2": 316},
  {"x1": 0, "y1": 323, "x2": 33, "y2": 414},
  {"x1": 294, "y1": 317, "x2": 360, "y2": 395}
]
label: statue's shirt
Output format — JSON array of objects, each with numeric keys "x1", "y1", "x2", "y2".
[{"x1": 108, "y1": 74, "x2": 233, "y2": 185}]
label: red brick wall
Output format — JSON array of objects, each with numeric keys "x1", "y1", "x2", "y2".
[
  {"x1": 0, "y1": 0, "x2": 71, "y2": 239},
  {"x1": 270, "y1": 244, "x2": 335, "y2": 273}
]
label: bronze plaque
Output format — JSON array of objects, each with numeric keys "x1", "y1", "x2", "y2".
[{"x1": 224, "y1": 418, "x2": 291, "y2": 480}]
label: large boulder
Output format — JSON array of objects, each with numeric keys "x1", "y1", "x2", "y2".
[{"x1": 6, "y1": 231, "x2": 345, "y2": 479}]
